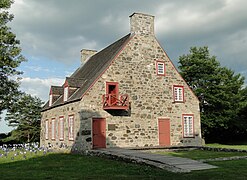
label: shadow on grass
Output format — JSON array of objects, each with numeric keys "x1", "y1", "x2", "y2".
[
  {"x1": 0, "y1": 153, "x2": 171, "y2": 179},
  {"x1": 1, "y1": 153, "x2": 247, "y2": 179}
]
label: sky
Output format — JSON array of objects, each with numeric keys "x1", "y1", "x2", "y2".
[{"x1": 1, "y1": 0, "x2": 247, "y2": 133}]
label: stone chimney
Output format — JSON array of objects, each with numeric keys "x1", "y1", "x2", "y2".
[
  {"x1": 80, "y1": 49, "x2": 97, "y2": 63},
  {"x1": 129, "y1": 13, "x2": 154, "y2": 35}
]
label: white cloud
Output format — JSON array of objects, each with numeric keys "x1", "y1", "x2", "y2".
[
  {"x1": 6, "y1": 0, "x2": 247, "y2": 83},
  {"x1": 20, "y1": 77, "x2": 64, "y2": 101},
  {"x1": 24, "y1": 65, "x2": 53, "y2": 73}
]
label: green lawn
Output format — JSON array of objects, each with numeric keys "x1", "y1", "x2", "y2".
[
  {"x1": 0, "y1": 152, "x2": 247, "y2": 179},
  {"x1": 206, "y1": 143, "x2": 247, "y2": 150},
  {"x1": 0, "y1": 153, "x2": 173, "y2": 179},
  {"x1": 154, "y1": 149, "x2": 247, "y2": 160}
]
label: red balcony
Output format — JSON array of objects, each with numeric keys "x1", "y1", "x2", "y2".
[{"x1": 102, "y1": 94, "x2": 129, "y2": 110}]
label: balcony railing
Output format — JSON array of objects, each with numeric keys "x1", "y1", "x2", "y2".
[{"x1": 102, "y1": 94, "x2": 129, "y2": 110}]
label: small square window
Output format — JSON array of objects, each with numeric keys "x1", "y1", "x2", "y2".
[{"x1": 156, "y1": 61, "x2": 165, "y2": 75}]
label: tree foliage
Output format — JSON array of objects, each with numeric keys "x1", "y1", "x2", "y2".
[
  {"x1": 5, "y1": 93, "x2": 43, "y2": 143},
  {"x1": 0, "y1": 0, "x2": 26, "y2": 114},
  {"x1": 178, "y1": 46, "x2": 247, "y2": 142}
]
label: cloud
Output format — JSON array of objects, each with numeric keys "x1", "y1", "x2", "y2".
[
  {"x1": 8, "y1": 0, "x2": 247, "y2": 84},
  {"x1": 20, "y1": 77, "x2": 64, "y2": 101},
  {"x1": 24, "y1": 65, "x2": 53, "y2": 73}
]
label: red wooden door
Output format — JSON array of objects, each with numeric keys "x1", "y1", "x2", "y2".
[
  {"x1": 158, "y1": 118, "x2": 170, "y2": 146},
  {"x1": 93, "y1": 118, "x2": 106, "y2": 149},
  {"x1": 106, "y1": 82, "x2": 119, "y2": 105}
]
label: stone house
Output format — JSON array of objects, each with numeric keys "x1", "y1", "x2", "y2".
[{"x1": 40, "y1": 13, "x2": 203, "y2": 151}]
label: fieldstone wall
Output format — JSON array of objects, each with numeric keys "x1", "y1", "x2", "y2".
[
  {"x1": 40, "y1": 102, "x2": 93, "y2": 151},
  {"x1": 77, "y1": 32, "x2": 202, "y2": 149},
  {"x1": 130, "y1": 13, "x2": 154, "y2": 35},
  {"x1": 40, "y1": 14, "x2": 202, "y2": 151}
]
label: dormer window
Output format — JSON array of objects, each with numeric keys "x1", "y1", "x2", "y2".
[
  {"x1": 48, "y1": 86, "x2": 63, "y2": 106},
  {"x1": 49, "y1": 94, "x2": 53, "y2": 107},
  {"x1": 64, "y1": 86, "x2": 68, "y2": 102}
]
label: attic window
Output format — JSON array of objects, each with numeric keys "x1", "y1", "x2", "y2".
[
  {"x1": 49, "y1": 94, "x2": 52, "y2": 107},
  {"x1": 64, "y1": 86, "x2": 69, "y2": 102},
  {"x1": 156, "y1": 61, "x2": 165, "y2": 75}
]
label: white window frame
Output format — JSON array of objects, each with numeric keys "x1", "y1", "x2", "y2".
[
  {"x1": 49, "y1": 94, "x2": 53, "y2": 107},
  {"x1": 183, "y1": 115, "x2": 194, "y2": 138},
  {"x1": 64, "y1": 86, "x2": 69, "y2": 102},
  {"x1": 59, "y1": 116, "x2": 64, "y2": 140},
  {"x1": 45, "y1": 120, "x2": 49, "y2": 140},
  {"x1": 68, "y1": 115, "x2": 74, "y2": 141},
  {"x1": 51, "y1": 119, "x2": 56, "y2": 140},
  {"x1": 174, "y1": 86, "x2": 184, "y2": 102},
  {"x1": 156, "y1": 61, "x2": 165, "y2": 75}
]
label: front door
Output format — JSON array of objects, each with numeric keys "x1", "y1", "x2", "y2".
[
  {"x1": 158, "y1": 118, "x2": 170, "y2": 146},
  {"x1": 92, "y1": 118, "x2": 106, "y2": 149}
]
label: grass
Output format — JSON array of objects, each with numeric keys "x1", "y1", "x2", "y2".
[
  {"x1": 154, "y1": 149, "x2": 247, "y2": 160},
  {"x1": 182, "y1": 159, "x2": 247, "y2": 180},
  {"x1": 1, "y1": 143, "x2": 247, "y2": 179},
  {"x1": 206, "y1": 143, "x2": 247, "y2": 150},
  {"x1": 0, "y1": 153, "x2": 172, "y2": 179},
  {"x1": 0, "y1": 152, "x2": 247, "y2": 179}
]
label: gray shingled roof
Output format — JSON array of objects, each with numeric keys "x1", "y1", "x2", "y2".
[
  {"x1": 42, "y1": 33, "x2": 131, "y2": 111},
  {"x1": 50, "y1": 86, "x2": 63, "y2": 95},
  {"x1": 65, "y1": 77, "x2": 87, "y2": 88}
]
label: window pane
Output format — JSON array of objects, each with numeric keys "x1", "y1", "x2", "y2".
[
  {"x1": 52, "y1": 119, "x2": 55, "y2": 140},
  {"x1": 69, "y1": 116, "x2": 74, "y2": 140},
  {"x1": 157, "y1": 62, "x2": 165, "y2": 75},
  {"x1": 183, "y1": 115, "x2": 193, "y2": 137},
  {"x1": 49, "y1": 95, "x2": 52, "y2": 106},
  {"x1": 45, "y1": 120, "x2": 49, "y2": 140},
  {"x1": 64, "y1": 87, "x2": 68, "y2": 101},
  {"x1": 174, "y1": 86, "x2": 184, "y2": 102},
  {"x1": 59, "y1": 117, "x2": 64, "y2": 140}
]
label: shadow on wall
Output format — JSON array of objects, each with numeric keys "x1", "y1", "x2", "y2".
[
  {"x1": 104, "y1": 108, "x2": 131, "y2": 117},
  {"x1": 70, "y1": 109, "x2": 113, "y2": 153}
]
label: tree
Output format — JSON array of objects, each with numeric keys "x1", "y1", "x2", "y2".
[
  {"x1": 0, "y1": 0, "x2": 26, "y2": 115},
  {"x1": 178, "y1": 46, "x2": 246, "y2": 142},
  {"x1": 235, "y1": 87, "x2": 247, "y2": 139},
  {"x1": 5, "y1": 93, "x2": 43, "y2": 143}
]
